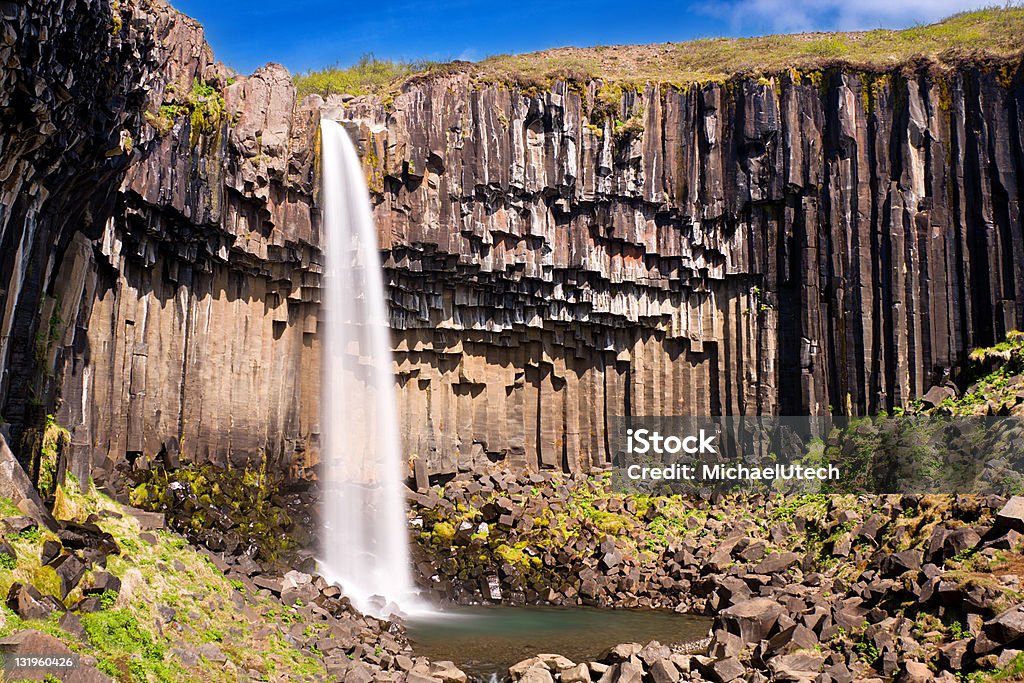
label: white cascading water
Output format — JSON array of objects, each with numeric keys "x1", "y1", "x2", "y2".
[{"x1": 319, "y1": 119, "x2": 422, "y2": 618}]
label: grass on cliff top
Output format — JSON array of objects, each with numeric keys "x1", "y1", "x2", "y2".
[
  {"x1": 0, "y1": 483, "x2": 327, "y2": 683},
  {"x1": 297, "y1": 7, "x2": 1024, "y2": 98},
  {"x1": 293, "y1": 53, "x2": 436, "y2": 98},
  {"x1": 475, "y1": 7, "x2": 1024, "y2": 88}
]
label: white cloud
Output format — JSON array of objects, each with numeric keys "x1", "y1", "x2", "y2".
[{"x1": 696, "y1": 0, "x2": 1013, "y2": 34}]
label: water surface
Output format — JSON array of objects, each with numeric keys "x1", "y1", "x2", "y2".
[{"x1": 408, "y1": 606, "x2": 711, "y2": 681}]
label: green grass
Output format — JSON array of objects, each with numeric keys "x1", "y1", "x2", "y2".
[
  {"x1": 293, "y1": 53, "x2": 436, "y2": 98},
  {"x1": 302, "y1": 8, "x2": 1024, "y2": 99},
  {"x1": 0, "y1": 497, "x2": 20, "y2": 517},
  {"x1": 934, "y1": 330, "x2": 1024, "y2": 415},
  {"x1": 473, "y1": 7, "x2": 1024, "y2": 89},
  {"x1": 0, "y1": 485, "x2": 327, "y2": 682},
  {"x1": 81, "y1": 609, "x2": 175, "y2": 682}
]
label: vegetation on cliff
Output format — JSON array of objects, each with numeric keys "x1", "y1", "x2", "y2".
[
  {"x1": 473, "y1": 7, "x2": 1024, "y2": 88},
  {"x1": 937, "y1": 330, "x2": 1024, "y2": 416},
  {"x1": 295, "y1": 8, "x2": 1024, "y2": 98},
  {"x1": 144, "y1": 78, "x2": 227, "y2": 142},
  {"x1": 293, "y1": 54, "x2": 434, "y2": 98}
]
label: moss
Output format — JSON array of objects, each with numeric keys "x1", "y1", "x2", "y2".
[
  {"x1": 493, "y1": 542, "x2": 540, "y2": 569},
  {"x1": 34, "y1": 414, "x2": 69, "y2": 500},
  {"x1": 110, "y1": 0, "x2": 122, "y2": 35},
  {"x1": 612, "y1": 114, "x2": 644, "y2": 145},
  {"x1": 996, "y1": 64, "x2": 1018, "y2": 89},
  {"x1": 128, "y1": 457, "x2": 295, "y2": 561},
  {"x1": 187, "y1": 79, "x2": 226, "y2": 143},
  {"x1": 2, "y1": 481, "x2": 327, "y2": 682},
  {"x1": 145, "y1": 81, "x2": 224, "y2": 143},
  {"x1": 860, "y1": 73, "x2": 891, "y2": 115},
  {"x1": 145, "y1": 104, "x2": 186, "y2": 136},
  {"x1": 0, "y1": 497, "x2": 21, "y2": 517},
  {"x1": 937, "y1": 77, "x2": 953, "y2": 112}
]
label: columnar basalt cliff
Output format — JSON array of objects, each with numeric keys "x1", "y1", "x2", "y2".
[
  {"x1": 339, "y1": 64, "x2": 1024, "y2": 476},
  {"x1": 0, "y1": 0, "x2": 1022, "y2": 484},
  {"x1": 0, "y1": 0, "x2": 322, "y2": 481}
]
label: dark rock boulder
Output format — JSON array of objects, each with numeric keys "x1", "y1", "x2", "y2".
[
  {"x1": 52, "y1": 553, "x2": 88, "y2": 599},
  {"x1": 719, "y1": 597, "x2": 784, "y2": 644},
  {"x1": 753, "y1": 552, "x2": 800, "y2": 575},
  {"x1": 0, "y1": 630, "x2": 113, "y2": 682},
  {"x1": 84, "y1": 571, "x2": 121, "y2": 596},
  {"x1": 6, "y1": 582, "x2": 56, "y2": 620},
  {"x1": 985, "y1": 604, "x2": 1024, "y2": 647},
  {"x1": 0, "y1": 540, "x2": 16, "y2": 564},
  {"x1": 40, "y1": 539, "x2": 63, "y2": 566},
  {"x1": 996, "y1": 497, "x2": 1024, "y2": 533}
]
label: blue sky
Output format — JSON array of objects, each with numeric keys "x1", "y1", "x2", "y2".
[{"x1": 171, "y1": 0, "x2": 996, "y2": 75}]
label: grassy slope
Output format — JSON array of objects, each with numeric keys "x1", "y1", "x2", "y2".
[
  {"x1": 0, "y1": 482, "x2": 326, "y2": 682},
  {"x1": 294, "y1": 8, "x2": 1024, "y2": 98}
]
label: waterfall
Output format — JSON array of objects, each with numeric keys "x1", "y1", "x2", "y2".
[{"x1": 318, "y1": 119, "x2": 422, "y2": 617}]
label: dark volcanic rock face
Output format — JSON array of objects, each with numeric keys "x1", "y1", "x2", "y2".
[
  {"x1": 335, "y1": 65, "x2": 1024, "y2": 476},
  {"x1": 0, "y1": 0, "x2": 1023, "y2": 482},
  {"x1": 0, "y1": 0, "x2": 322, "y2": 480}
]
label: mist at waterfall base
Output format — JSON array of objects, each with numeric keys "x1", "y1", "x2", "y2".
[{"x1": 318, "y1": 119, "x2": 425, "y2": 618}]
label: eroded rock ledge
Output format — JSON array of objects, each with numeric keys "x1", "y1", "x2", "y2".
[{"x1": 1, "y1": 0, "x2": 1022, "y2": 483}]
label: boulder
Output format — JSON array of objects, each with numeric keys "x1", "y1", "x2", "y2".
[
  {"x1": 753, "y1": 552, "x2": 800, "y2": 575},
  {"x1": 613, "y1": 661, "x2": 645, "y2": 683},
  {"x1": 921, "y1": 385, "x2": 956, "y2": 408},
  {"x1": 768, "y1": 651, "x2": 826, "y2": 680},
  {"x1": 898, "y1": 661, "x2": 932, "y2": 683},
  {"x1": 0, "y1": 435, "x2": 57, "y2": 529},
  {"x1": 196, "y1": 643, "x2": 227, "y2": 663},
  {"x1": 720, "y1": 598, "x2": 785, "y2": 643},
  {"x1": 599, "y1": 642, "x2": 642, "y2": 662},
  {"x1": 699, "y1": 656, "x2": 744, "y2": 683},
  {"x1": 40, "y1": 539, "x2": 63, "y2": 566},
  {"x1": 6, "y1": 582, "x2": 56, "y2": 620},
  {"x1": 648, "y1": 658, "x2": 680, "y2": 683},
  {"x1": 59, "y1": 611, "x2": 87, "y2": 639},
  {"x1": 122, "y1": 505, "x2": 165, "y2": 530},
  {"x1": 879, "y1": 550, "x2": 922, "y2": 577},
  {"x1": 427, "y1": 660, "x2": 468, "y2": 683},
  {"x1": 52, "y1": 553, "x2": 88, "y2": 599},
  {"x1": 0, "y1": 539, "x2": 16, "y2": 564},
  {"x1": 84, "y1": 571, "x2": 122, "y2": 596},
  {"x1": 0, "y1": 630, "x2": 113, "y2": 682},
  {"x1": 996, "y1": 497, "x2": 1024, "y2": 533},
  {"x1": 518, "y1": 670, "x2": 554, "y2": 683},
  {"x1": 985, "y1": 604, "x2": 1024, "y2": 646},
  {"x1": 939, "y1": 639, "x2": 970, "y2": 669}
]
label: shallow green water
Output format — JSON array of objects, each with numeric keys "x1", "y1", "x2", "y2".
[{"x1": 407, "y1": 606, "x2": 711, "y2": 681}]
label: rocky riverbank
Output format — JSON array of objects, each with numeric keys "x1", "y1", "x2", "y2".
[
  {"x1": 413, "y1": 473, "x2": 1024, "y2": 682},
  {"x1": 0, "y1": 471, "x2": 465, "y2": 682}
]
